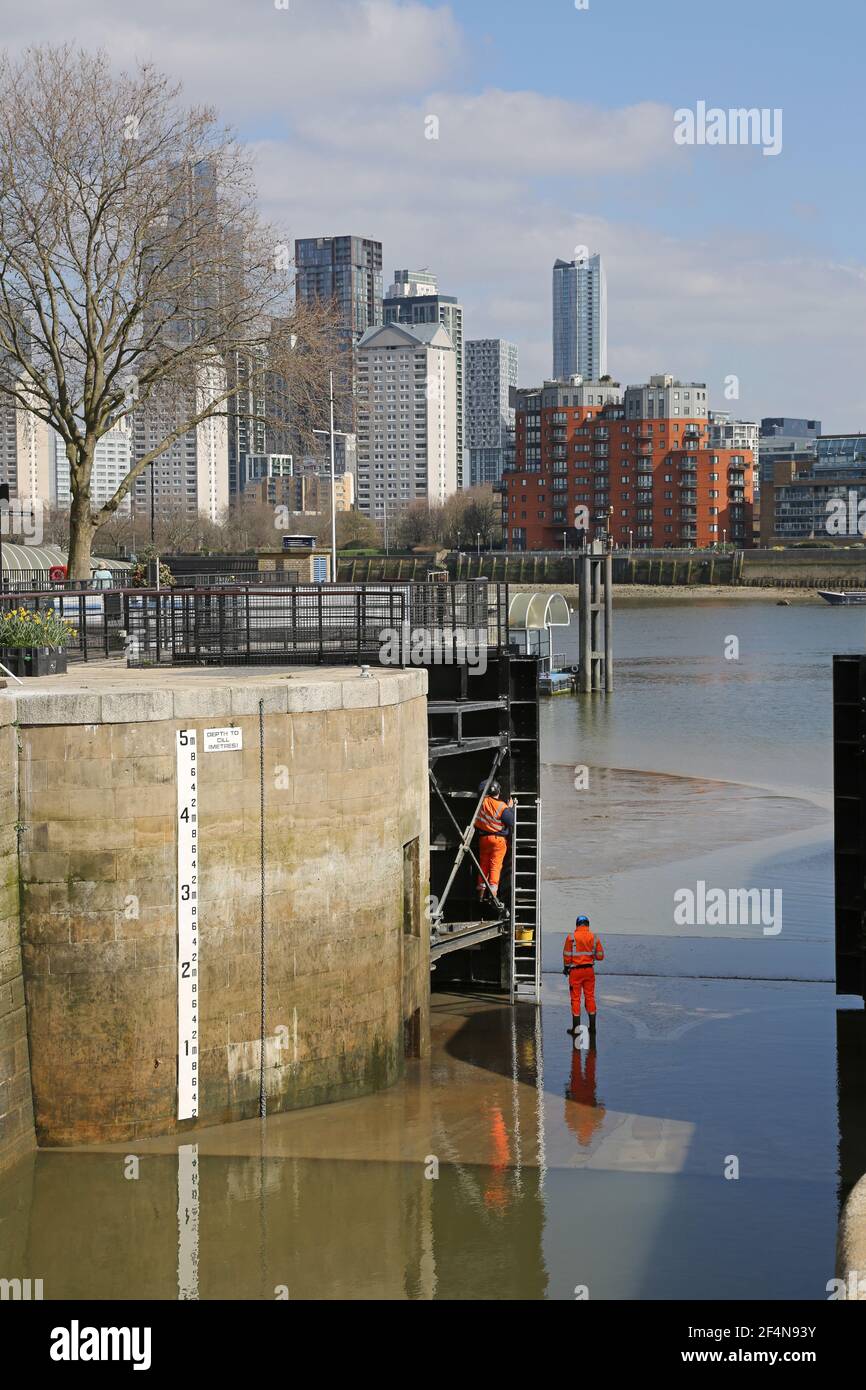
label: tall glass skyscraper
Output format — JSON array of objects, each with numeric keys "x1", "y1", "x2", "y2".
[
  {"x1": 294, "y1": 235, "x2": 383, "y2": 340},
  {"x1": 552, "y1": 253, "x2": 607, "y2": 382},
  {"x1": 465, "y1": 339, "x2": 518, "y2": 486},
  {"x1": 295, "y1": 235, "x2": 383, "y2": 431}
]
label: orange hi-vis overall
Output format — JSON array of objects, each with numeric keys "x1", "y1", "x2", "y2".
[
  {"x1": 474, "y1": 795, "x2": 510, "y2": 895},
  {"x1": 563, "y1": 926, "x2": 604, "y2": 1016}
]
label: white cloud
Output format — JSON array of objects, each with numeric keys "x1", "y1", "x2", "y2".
[
  {"x1": 0, "y1": 0, "x2": 463, "y2": 112},
  {"x1": 1, "y1": 0, "x2": 864, "y2": 426}
]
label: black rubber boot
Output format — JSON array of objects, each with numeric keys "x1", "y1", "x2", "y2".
[
  {"x1": 588, "y1": 1013, "x2": 597, "y2": 1035},
  {"x1": 566, "y1": 1015, "x2": 580, "y2": 1036}
]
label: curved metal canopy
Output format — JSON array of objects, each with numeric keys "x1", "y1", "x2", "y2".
[
  {"x1": 508, "y1": 590, "x2": 571, "y2": 631},
  {"x1": 0, "y1": 542, "x2": 127, "y2": 572}
]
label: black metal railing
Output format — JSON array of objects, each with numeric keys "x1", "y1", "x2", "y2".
[
  {"x1": 0, "y1": 568, "x2": 130, "y2": 594},
  {"x1": 0, "y1": 588, "x2": 129, "y2": 661},
  {"x1": 1, "y1": 580, "x2": 510, "y2": 668}
]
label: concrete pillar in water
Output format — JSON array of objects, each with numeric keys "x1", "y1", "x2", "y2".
[
  {"x1": 592, "y1": 547, "x2": 600, "y2": 689},
  {"x1": 579, "y1": 553, "x2": 591, "y2": 693}
]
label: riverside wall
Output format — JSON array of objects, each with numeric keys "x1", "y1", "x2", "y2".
[
  {"x1": 0, "y1": 697, "x2": 35, "y2": 1174},
  {"x1": 0, "y1": 666, "x2": 430, "y2": 1149}
]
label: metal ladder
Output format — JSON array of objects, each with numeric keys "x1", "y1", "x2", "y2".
[{"x1": 510, "y1": 795, "x2": 541, "y2": 1002}]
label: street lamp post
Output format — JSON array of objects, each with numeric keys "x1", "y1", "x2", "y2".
[
  {"x1": 328, "y1": 370, "x2": 336, "y2": 579},
  {"x1": 312, "y1": 371, "x2": 347, "y2": 582},
  {"x1": 476, "y1": 531, "x2": 481, "y2": 556}
]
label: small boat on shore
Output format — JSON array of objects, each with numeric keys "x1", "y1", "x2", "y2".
[{"x1": 818, "y1": 590, "x2": 866, "y2": 606}]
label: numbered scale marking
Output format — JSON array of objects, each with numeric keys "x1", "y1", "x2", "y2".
[{"x1": 176, "y1": 729, "x2": 199, "y2": 1120}]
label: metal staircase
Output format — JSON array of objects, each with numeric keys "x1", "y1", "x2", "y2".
[{"x1": 510, "y1": 796, "x2": 541, "y2": 1001}]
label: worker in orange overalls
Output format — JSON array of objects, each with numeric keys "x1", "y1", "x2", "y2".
[
  {"x1": 474, "y1": 779, "x2": 514, "y2": 904},
  {"x1": 563, "y1": 914, "x2": 604, "y2": 1037}
]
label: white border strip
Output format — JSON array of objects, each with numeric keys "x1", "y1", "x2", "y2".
[{"x1": 176, "y1": 729, "x2": 199, "y2": 1120}]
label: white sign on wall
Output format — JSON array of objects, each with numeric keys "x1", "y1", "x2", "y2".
[{"x1": 203, "y1": 726, "x2": 243, "y2": 753}]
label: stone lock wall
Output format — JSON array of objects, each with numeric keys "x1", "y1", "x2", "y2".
[
  {"x1": 0, "y1": 699, "x2": 35, "y2": 1174},
  {"x1": 7, "y1": 669, "x2": 429, "y2": 1147}
]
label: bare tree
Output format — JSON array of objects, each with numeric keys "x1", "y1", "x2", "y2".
[
  {"x1": 334, "y1": 510, "x2": 382, "y2": 550},
  {"x1": 0, "y1": 45, "x2": 339, "y2": 577},
  {"x1": 394, "y1": 499, "x2": 436, "y2": 550},
  {"x1": 40, "y1": 503, "x2": 71, "y2": 550},
  {"x1": 440, "y1": 486, "x2": 501, "y2": 548}
]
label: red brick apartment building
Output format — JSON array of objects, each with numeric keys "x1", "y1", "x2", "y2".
[{"x1": 499, "y1": 375, "x2": 754, "y2": 550}]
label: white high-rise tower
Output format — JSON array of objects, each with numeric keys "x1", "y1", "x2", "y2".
[{"x1": 552, "y1": 252, "x2": 607, "y2": 382}]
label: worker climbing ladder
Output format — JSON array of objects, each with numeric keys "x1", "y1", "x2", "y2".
[{"x1": 510, "y1": 796, "x2": 541, "y2": 1002}]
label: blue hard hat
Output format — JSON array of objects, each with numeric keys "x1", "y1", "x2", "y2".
[{"x1": 575, "y1": 914, "x2": 590, "y2": 926}]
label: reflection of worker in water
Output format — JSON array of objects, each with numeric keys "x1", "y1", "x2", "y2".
[
  {"x1": 474, "y1": 780, "x2": 514, "y2": 904},
  {"x1": 483, "y1": 1102, "x2": 512, "y2": 1211},
  {"x1": 563, "y1": 914, "x2": 604, "y2": 1037},
  {"x1": 565, "y1": 1045, "x2": 606, "y2": 1148}
]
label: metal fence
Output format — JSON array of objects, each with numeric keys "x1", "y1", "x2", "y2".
[
  {"x1": 0, "y1": 568, "x2": 130, "y2": 594},
  {"x1": 0, "y1": 580, "x2": 509, "y2": 667}
]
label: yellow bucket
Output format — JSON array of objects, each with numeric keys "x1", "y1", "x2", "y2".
[{"x1": 516, "y1": 928, "x2": 534, "y2": 944}]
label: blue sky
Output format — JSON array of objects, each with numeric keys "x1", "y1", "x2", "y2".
[
  {"x1": 452, "y1": 0, "x2": 861, "y2": 260},
  {"x1": 3, "y1": 0, "x2": 865, "y2": 429}
]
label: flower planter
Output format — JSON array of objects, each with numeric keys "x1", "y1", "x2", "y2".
[{"x1": 0, "y1": 646, "x2": 68, "y2": 677}]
